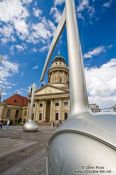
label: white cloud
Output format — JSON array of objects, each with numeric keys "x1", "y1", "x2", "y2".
[
  {"x1": 32, "y1": 48, "x2": 38, "y2": 52},
  {"x1": 103, "y1": 0, "x2": 112, "y2": 8},
  {"x1": 9, "y1": 44, "x2": 27, "y2": 54},
  {"x1": 32, "y1": 23, "x2": 51, "y2": 40},
  {"x1": 54, "y1": 0, "x2": 65, "y2": 7},
  {"x1": 21, "y1": 0, "x2": 32, "y2": 4},
  {"x1": 84, "y1": 46, "x2": 105, "y2": 59},
  {"x1": 0, "y1": 56, "x2": 19, "y2": 88},
  {"x1": 0, "y1": 0, "x2": 29, "y2": 42},
  {"x1": 39, "y1": 45, "x2": 50, "y2": 52},
  {"x1": 15, "y1": 44, "x2": 27, "y2": 52},
  {"x1": 77, "y1": 0, "x2": 95, "y2": 20},
  {"x1": 0, "y1": 0, "x2": 56, "y2": 51},
  {"x1": 14, "y1": 19, "x2": 28, "y2": 35},
  {"x1": 33, "y1": 8, "x2": 42, "y2": 17},
  {"x1": 33, "y1": 65, "x2": 38, "y2": 70},
  {"x1": 85, "y1": 59, "x2": 116, "y2": 108},
  {"x1": 27, "y1": 18, "x2": 55, "y2": 44},
  {"x1": 50, "y1": 0, "x2": 65, "y2": 23},
  {"x1": 14, "y1": 87, "x2": 29, "y2": 95},
  {"x1": 0, "y1": 24, "x2": 15, "y2": 43},
  {"x1": 0, "y1": 0, "x2": 29, "y2": 23},
  {"x1": 77, "y1": 0, "x2": 89, "y2": 12},
  {"x1": 0, "y1": 25, "x2": 13, "y2": 38},
  {"x1": 50, "y1": 7, "x2": 62, "y2": 23}
]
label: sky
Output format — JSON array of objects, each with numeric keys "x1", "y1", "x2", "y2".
[{"x1": 0, "y1": 0, "x2": 116, "y2": 109}]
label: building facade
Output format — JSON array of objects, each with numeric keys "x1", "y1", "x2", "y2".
[
  {"x1": 28, "y1": 56, "x2": 101, "y2": 123},
  {"x1": 29, "y1": 56, "x2": 70, "y2": 123},
  {"x1": 0, "y1": 94, "x2": 28, "y2": 124},
  {"x1": 0, "y1": 56, "x2": 103, "y2": 124}
]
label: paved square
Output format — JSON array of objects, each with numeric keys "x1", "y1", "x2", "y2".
[{"x1": 0, "y1": 126, "x2": 56, "y2": 175}]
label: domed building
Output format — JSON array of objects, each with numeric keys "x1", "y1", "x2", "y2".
[
  {"x1": 0, "y1": 55, "x2": 101, "y2": 124},
  {"x1": 31, "y1": 56, "x2": 70, "y2": 123},
  {"x1": 48, "y1": 56, "x2": 69, "y2": 88}
]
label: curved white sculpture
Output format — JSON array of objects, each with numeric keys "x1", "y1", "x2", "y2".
[
  {"x1": 41, "y1": 0, "x2": 116, "y2": 174},
  {"x1": 23, "y1": 119, "x2": 38, "y2": 132},
  {"x1": 23, "y1": 83, "x2": 38, "y2": 132}
]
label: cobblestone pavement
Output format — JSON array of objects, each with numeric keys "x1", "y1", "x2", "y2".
[{"x1": 0, "y1": 125, "x2": 56, "y2": 175}]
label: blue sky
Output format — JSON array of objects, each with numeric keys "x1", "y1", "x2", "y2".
[{"x1": 0, "y1": 0, "x2": 116, "y2": 108}]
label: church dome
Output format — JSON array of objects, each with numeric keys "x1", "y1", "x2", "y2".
[{"x1": 48, "y1": 55, "x2": 69, "y2": 88}]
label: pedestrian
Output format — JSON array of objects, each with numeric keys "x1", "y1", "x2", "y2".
[
  {"x1": 7, "y1": 119, "x2": 10, "y2": 130},
  {"x1": 0, "y1": 119, "x2": 2, "y2": 129}
]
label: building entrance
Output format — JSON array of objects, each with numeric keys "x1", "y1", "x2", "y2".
[{"x1": 46, "y1": 100, "x2": 51, "y2": 122}]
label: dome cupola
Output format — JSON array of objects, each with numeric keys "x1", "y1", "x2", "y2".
[{"x1": 48, "y1": 55, "x2": 69, "y2": 88}]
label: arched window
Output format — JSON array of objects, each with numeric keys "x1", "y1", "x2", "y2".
[{"x1": 6, "y1": 109, "x2": 11, "y2": 119}]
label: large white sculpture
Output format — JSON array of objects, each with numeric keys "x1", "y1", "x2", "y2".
[
  {"x1": 23, "y1": 83, "x2": 38, "y2": 132},
  {"x1": 41, "y1": 0, "x2": 116, "y2": 174}
]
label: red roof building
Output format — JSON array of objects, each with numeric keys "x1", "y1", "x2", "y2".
[{"x1": 4, "y1": 94, "x2": 29, "y2": 107}]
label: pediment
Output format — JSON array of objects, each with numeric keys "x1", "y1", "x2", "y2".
[{"x1": 35, "y1": 85, "x2": 68, "y2": 96}]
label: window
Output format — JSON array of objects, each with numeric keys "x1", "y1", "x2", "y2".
[
  {"x1": 39, "y1": 113, "x2": 42, "y2": 120},
  {"x1": 33, "y1": 103, "x2": 35, "y2": 107},
  {"x1": 55, "y1": 102, "x2": 59, "y2": 106},
  {"x1": 24, "y1": 111, "x2": 27, "y2": 116},
  {"x1": 15, "y1": 110, "x2": 19, "y2": 119},
  {"x1": 6, "y1": 109, "x2": 11, "y2": 119},
  {"x1": 55, "y1": 113, "x2": 59, "y2": 120},
  {"x1": 14, "y1": 100, "x2": 17, "y2": 102},
  {"x1": 64, "y1": 101, "x2": 68, "y2": 106},
  {"x1": 64, "y1": 113, "x2": 68, "y2": 120},
  {"x1": 40, "y1": 103, "x2": 43, "y2": 107}
]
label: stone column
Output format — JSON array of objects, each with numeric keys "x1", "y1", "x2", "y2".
[
  {"x1": 59, "y1": 99, "x2": 62, "y2": 120},
  {"x1": 43, "y1": 100, "x2": 46, "y2": 122},
  {"x1": 34, "y1": 101, "x2": 37, "y2": 121},
  {"x1": 50, "y1": 100, "x2": 53, "y2": 122}
]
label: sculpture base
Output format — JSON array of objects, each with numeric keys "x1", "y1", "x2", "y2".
[{"x1": 23, "y1": 119, "x2": 38, "y2": 132}]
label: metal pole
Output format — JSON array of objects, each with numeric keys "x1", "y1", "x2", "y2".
[
  {"x1": 29, "y1": 83, "x2": 35, "y2": 119},
  {"x1": 66, "y1": 0, "x2": 89, "y2": 116}
]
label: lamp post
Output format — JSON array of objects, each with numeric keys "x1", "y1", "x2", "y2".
[{"x1": 23, "y1": 83, "x2": 38, "y2": 132}]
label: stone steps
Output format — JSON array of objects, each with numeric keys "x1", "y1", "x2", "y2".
[{"x1": 37, "y1": 122, "x2": 52, "y2": 126}]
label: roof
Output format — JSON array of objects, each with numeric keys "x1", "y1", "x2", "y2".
[
  {"x1": 4, "y1": 94, "x2": 29, "y2": 107},
  {"x1": 52, "y1": 55, "x2": 66, "y2": 64},
  {"x1": 35, "y1": 83, "x2": 69, "y2": 94}
]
